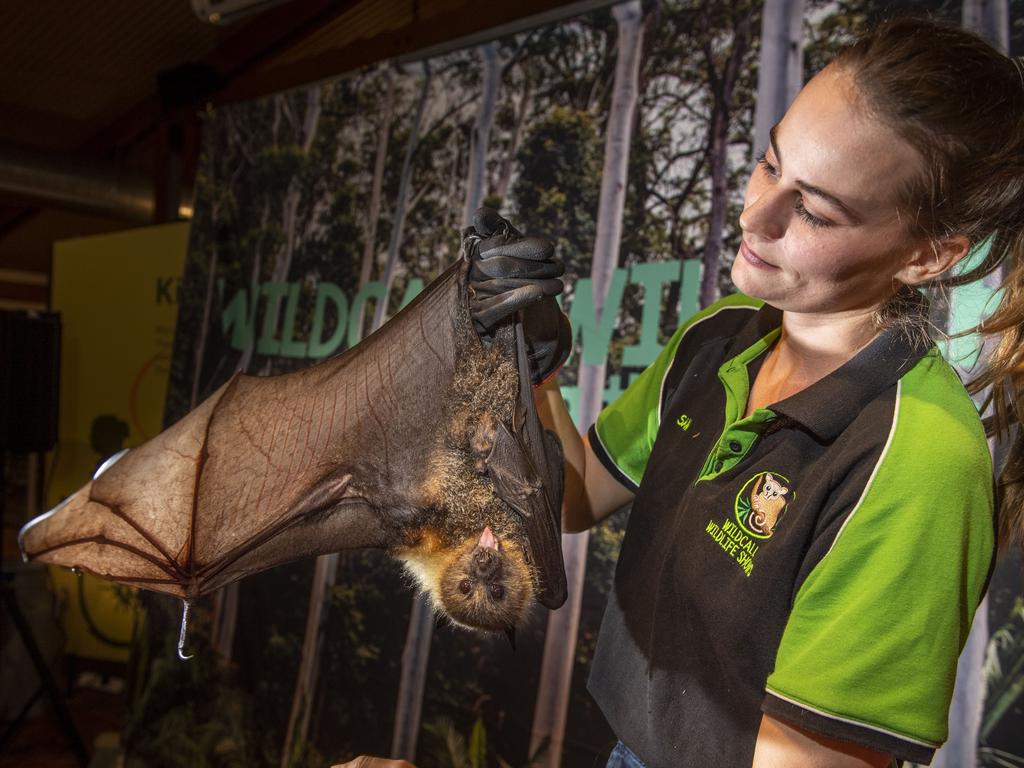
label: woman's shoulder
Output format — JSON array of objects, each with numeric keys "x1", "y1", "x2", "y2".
[
  {"x1": 671, "y1": 292, "x2": 765, "y2": 344},
  {"x1": 893, "y1": 347, "x2": 991, "y2": 474}
]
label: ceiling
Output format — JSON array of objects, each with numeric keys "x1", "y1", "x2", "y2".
[{"x1": 0, "y1": 0, "x2": 597, "y2": 304}]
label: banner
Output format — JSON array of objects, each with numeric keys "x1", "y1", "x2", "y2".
[
  {"x1": 48, "y1": 222, "x2": 188, "y2": 662},
  {"x1": 148, "y1": 3, "x2": 1023, "y2": 767}
]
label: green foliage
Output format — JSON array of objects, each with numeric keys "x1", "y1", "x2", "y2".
[
  {"x1": 511, "y1": 105, "x2": 602, "y2": 272},
  {"x1": 982, "y1": 597, "x2": 1024, "y2": 749},
  {"x1": 124, "y1": 600, "x2": 252, "y2": 768}
]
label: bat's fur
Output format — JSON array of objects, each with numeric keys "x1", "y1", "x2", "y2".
[{"x1": 396, "y1": 331, "x2": 536, "y2": 631}]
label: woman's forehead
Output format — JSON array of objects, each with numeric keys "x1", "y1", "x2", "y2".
[{"x1": 775, "y1": 66, "x2": 923, "y2": 217}]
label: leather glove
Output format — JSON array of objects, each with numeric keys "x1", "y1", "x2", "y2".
[{"x1": 466, "y1": 208, "x2": 572, "y2": 385}]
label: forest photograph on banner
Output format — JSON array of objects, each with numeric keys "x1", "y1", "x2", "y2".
[{"x1": 120, "y1": 0, "x2": 1024, "y2": 766}]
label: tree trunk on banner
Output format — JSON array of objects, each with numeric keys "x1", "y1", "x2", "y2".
[
  {"x1": 932, "y1": 10, "x2": 1007, "y2": 768},
  {"x1": 213, "y1": 90, "x2": 325, "y2": 666},
  {"x1": 529, "y1": 4, "x2": 644, "y2": 766},
  {"x1": 390, "y1": 50, "x2": 500, "y2": 761},
  {"x1": 353, "y1": 70, "x2": 397, "y2": 342},
  {"x1": 463, "y1": 42, "x2": 501, "y2": 225},
  {"x1": 699, "y1": 11, "x2": 752, "y2": 309},
  {"x1": 282, "y1": 77, "x2": 397, "y2": 760},
  {"x1": 386, "y1": 60, "x2": 447, "y2": 764},
  {"x1": 191, "y1": 242, "x2": 218, "y2": 411},
  {"x1": 495, "y1": 75, "x2": 532, "y2": 205},
  {"x1": 371, "y1": 62, "x2": 432, "y2": 332},
  {"x1": 752, "y1": 0, "x2": 803, "y2": 160},
  {"x1": 267, "y1": 86, "x2": 323, "y2": 350},
  {"x1": 211, "y1": 200, "x2": 267, "y2": 659}
]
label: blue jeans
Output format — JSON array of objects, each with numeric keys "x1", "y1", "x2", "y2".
[{"x1": 606, "y1": 741, "x2": 647, "y2": 768}]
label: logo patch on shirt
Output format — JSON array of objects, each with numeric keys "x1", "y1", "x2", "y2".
[
  {"x1": 736, "y1": 471, "x2": 791, "y2": 538},
  {"x1": 704, "y1": 471, "x2": 793, "y2": 577}
]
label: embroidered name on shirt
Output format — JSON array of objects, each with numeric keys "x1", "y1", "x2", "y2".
[
  {"x1": 704, "y1": 471, "x2": 793, "y2": 577},
  {"x1": 676, "y1": 413, "x2": 692, "y2": 430},
  {"x1": 705, "y1": 519, "x2": 760, "y2": 576}
]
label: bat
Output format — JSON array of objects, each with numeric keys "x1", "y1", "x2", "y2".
[{"x1": 18, "y1": 233, "x2": 567, "y2": 650}]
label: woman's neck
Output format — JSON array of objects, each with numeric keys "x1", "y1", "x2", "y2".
[
  {"x1": 745, "y1": 307, "x2": 880, "y2": 417},
  {"x1": 774, "y1": 307, "x2": 880, "y2": 381}
]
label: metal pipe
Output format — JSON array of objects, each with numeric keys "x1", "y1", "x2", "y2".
[{"x1": 0, "y1": 143, "x2": 192, "y2": 223}]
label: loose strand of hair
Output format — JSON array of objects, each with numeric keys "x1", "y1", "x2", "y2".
[{"x1": 966, "y1": 230, "x2": 1024, "y2": 554}]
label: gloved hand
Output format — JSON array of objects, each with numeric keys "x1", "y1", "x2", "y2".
[{"x1": 466, "y1": 208, "x2": 572, "y2": 385}]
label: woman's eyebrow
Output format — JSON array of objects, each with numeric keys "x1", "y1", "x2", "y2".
[{"x1": 769, "y1": 125, "x2": 865, "y2": 224}]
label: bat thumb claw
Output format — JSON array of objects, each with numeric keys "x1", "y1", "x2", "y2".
[
  {"x1": 504, "y1": 626, "x2": 517, "y2": 651},
  {"x1": 177, "y1": 600, "x2": 195, "y2": 661}
]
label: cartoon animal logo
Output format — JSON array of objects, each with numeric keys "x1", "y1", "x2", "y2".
[{"x1": 735, "y1": 471, "x2": 792, "y2": 538}]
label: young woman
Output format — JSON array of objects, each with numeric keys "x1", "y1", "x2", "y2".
[{"x1": 338, "y1": 16, "x2": 1023, "y2": 768}]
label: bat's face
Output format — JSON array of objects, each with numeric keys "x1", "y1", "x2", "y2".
[{"x1": 437, "y1": 526, "x2": 533, "y2": 632}]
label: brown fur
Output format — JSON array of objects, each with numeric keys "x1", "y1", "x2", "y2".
[{"x1": 394, "y1": 333, "x2": 537, "y2": 630}]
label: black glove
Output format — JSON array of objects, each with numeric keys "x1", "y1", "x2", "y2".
[{"x1": 466, "y1": 208, "x2": 572, "y2": 385}]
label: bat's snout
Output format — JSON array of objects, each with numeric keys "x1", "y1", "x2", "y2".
[
  {"x1": 477, "y1": 525, "x2": 501, "y2": 551},
  {"x1": 470, "y1": 545, "x2": 502, "y2": 580}
]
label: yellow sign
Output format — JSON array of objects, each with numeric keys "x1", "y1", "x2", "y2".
[{"x1": 46, "y1": 222, "x2": 188, "y2": 661}]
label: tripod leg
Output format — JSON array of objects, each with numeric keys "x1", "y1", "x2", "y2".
[{"x1": 1, "y1": 585, "x2": 90, "y2": 767}]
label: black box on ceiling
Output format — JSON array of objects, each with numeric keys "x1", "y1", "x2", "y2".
[{"x1": 0, "y1": 311, "x2": 61, "y2": 453}]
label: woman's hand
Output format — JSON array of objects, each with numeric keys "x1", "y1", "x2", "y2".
[
  {"x1": 331, "y1": 757, "x2": 416, "y2": 768},
  {"x1": 466, "y1": 207, "x2": 571, "y2": 385}
]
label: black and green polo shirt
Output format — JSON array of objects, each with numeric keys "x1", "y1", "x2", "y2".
[{"x1": 586, "y1": 293, "x2": 996, "y2": 767}]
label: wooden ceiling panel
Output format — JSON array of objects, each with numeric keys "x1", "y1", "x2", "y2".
[{"x1": 0, "y1": 1, "x2": 220, "y2": 148}]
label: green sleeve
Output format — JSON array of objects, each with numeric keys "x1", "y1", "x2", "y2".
[
  {"x1": 592, "y1": 293, "x2": 762, "y2": 489},
  {"x1": 765, "y1": 350, "x2": 995, "y2": 748}
]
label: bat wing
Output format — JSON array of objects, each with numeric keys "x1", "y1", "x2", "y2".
[
  {"x1": 19, "y1": 258, "x2": 568, "y2": 612},
  {"x1": 19, "y1": 264, "x2": 465, "y2": 601},
  {"x1": 484, "y1": 319, "x2": 567, "y2": 610}
]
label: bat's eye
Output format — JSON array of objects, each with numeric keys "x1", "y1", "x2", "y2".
[
  {"x1": 489, "y1": 584, "x2": 504, "y2": 600},
  {"x1": 459, "y1": 579, "x2": 472, "y2": 595}
]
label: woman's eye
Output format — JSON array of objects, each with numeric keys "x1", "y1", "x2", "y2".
[
  {"x1": 756, "y1": 150, "x2": 779, "y2": 179},
  {"x1": 794, "y1": 199, "x2": 832, "y2": 229}
]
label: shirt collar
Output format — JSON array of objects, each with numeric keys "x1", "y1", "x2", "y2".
[{"x1": 727, "y1": 297, "x2": 933, "y2": 442}]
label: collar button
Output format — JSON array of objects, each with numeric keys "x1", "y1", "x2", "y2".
[{"x1": 728, "y1": 440, "x2": 742, "y2": 453}]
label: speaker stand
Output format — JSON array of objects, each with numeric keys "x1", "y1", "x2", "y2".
[{"x1": 0, "y1": 453, "x2": 90, "y2": 767}]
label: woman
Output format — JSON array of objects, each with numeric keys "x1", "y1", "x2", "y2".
[{"x1": 340, "y1": 16, "x2": 1023, "y2": 768}]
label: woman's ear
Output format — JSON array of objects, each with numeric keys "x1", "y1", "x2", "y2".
[{"x1": 895, "y1": 234, "x2": 971, "y2": 285}]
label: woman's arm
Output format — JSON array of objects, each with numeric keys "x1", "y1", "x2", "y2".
[
  {"x1": 752, "y1": 715, "x2": 892, "y2": 768},
  {"x1": 534, "y1": 378, "x2": 635, "y2": 532}
]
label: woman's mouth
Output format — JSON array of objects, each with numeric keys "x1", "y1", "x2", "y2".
[{"x1": 740, "y1": 241, "x2": 777, "y2": 270}]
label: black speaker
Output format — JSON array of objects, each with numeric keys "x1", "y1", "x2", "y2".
[{"x1": 0, "y1": 311, "x2": 61, "y2": 452}]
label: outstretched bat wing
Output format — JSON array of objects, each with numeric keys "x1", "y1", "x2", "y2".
[
  {"x1": 20, "y1": 265, "x2": 465, "y2": 600},
  {"x1": 19, "y1": 259, "x2": 568, "y2": 613}
]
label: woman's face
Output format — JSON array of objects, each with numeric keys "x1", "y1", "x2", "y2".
[{"x1": 732, "y1": 65, "x2": 928, "y2": 316}]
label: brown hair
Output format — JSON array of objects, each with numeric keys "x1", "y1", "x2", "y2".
[{"x1": 834, "y1": 17, "x2": 1024, "y2": 553}]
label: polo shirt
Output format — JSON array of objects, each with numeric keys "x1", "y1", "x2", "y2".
[{"x1": 586, "y1": 293, "x2": 996, "y2": 767}]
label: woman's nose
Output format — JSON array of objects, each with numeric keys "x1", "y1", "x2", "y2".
[{"x1": 739, "y1": 186, "x2": 787, "y2": 241}]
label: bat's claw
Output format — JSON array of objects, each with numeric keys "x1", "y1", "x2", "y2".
[
  {"x1": 177, "y1": 600, "x2": 195, "y2": 660},
  {"x1": 504, "y1": 626, "x2": 517, "y2": 651}
]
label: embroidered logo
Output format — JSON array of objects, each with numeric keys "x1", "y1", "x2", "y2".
[
  {"x1": 704, "y1": 471, "x2": 794, "y2": 578},
  {"x1": 676, "y1": 414, "x2": 692, "y2": 430},
  {"x1": 736, "y1": 471, "x2": 791, "y2": 538}
]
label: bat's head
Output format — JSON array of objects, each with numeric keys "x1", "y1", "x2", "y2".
[{"x1": 436, "y1": 525, "x2": 533, "y2": 632}]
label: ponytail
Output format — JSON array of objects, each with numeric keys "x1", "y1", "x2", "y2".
[
  {"x1": 967, "y1": 231, "x2": 1024, "y2": 554},
  {"x1": 833, "y1": 19, "x2": 1024, "y2": 553}
]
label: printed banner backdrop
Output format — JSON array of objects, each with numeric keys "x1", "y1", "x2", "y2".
[
  {"x1": 146, "y1": 2, "x2": 1023, "y2": 767},
  {"x1": 48, "y1": 223, "x2": 188, "y2": 662}
]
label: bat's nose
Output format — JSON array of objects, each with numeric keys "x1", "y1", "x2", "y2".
[{"x1": 471, "y1": 547, "x2": 501, "y2": 579}]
